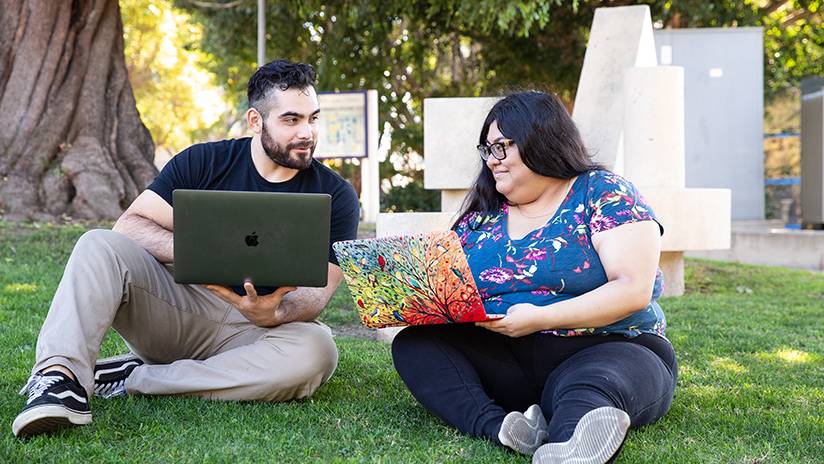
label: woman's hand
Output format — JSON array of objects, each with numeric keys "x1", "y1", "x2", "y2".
[{"x1": 476, "y1": 303, "x2": 547, "y2": 337}]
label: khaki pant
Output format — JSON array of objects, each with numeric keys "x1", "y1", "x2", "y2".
[{"x1": 32, "y1": 229, "x2": 338, "y2": 401}]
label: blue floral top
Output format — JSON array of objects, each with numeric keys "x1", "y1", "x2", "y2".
[{"x1": 454, "y1": 170, "x2": 667, "y2": 338}]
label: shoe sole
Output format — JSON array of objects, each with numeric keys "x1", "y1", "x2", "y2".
[
  {"x1": 499, "y1": 404, "x2": 548, "y2": 454},
  {"x1": 533, "y1": 407, "x2": 630, "y2": 464},
  {"x1": 12, "y1": 404, "x2": 92, "y2": 438}
]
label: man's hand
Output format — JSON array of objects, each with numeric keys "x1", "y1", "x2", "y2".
[
  {"x1": 475, "y1": 303, "x2": 546, "y2": 338},
  {"x1": 206, "y1": 281, "x2": 297, "y2": 327}
]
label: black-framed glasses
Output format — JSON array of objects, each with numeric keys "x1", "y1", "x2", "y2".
[{"x1": 477, "y1": 139, "x2": 515, "y2": 161}]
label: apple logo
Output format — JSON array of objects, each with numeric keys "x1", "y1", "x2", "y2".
[{"x1": 244, "y1": 232, "x2": 259, "y2": 247}]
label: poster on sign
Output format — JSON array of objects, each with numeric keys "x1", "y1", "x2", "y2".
[{"x1": 314, "y1": 91, "x2": 368, "y2": 159}]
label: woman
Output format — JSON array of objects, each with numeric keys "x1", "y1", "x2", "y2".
[{"x1": 391, "y1": 91, "x2": 677, "y2": 464}]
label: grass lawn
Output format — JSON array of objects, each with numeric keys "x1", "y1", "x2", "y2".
[{"x1": 1, "y1": 221, "x2": 822, "y2": 463}]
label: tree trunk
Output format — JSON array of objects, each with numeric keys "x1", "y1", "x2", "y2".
[{"x1": 0, "y1": 0, "x2": 157, "y2": 222}]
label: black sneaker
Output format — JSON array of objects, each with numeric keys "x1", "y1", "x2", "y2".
[
  {"x1": 12, "y1": 371, "x2": 92, "y2": 438},
  {"x1": 94, "y1": 354, "x2": 144, "y2": 398}
]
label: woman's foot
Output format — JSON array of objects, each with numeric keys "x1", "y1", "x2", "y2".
[
  {"x1": 498, "y1": 404, "x2": 548, "y2": 454},
  {"x1": 532, "y1": 406, "x2": 630, "y2": 464}
]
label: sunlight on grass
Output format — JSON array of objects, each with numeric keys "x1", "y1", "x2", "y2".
[
  {"x1": 709, "y1": 356, "x2": 747, "y2": 374},
  {"x1": 677, "y1": 363, "x2": 696, "y2": 381},
  {"x1": 757, "y1": 348, "x2": 819, "y2": 364},
  {"x1": 3, "y1": 283, "x2": 38, "y2": 293},
  {"x1": 682, "y1": 384, "x2": 722, "y2": 400}
]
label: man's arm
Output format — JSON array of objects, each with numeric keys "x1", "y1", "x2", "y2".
[
  {"x1": 275, "y1": 263, "x2": 344, "y2": 323},
  {"x1": 112, "y1": 190, "x2": 174, "y2": 263},
  {"x1": 206, "y1": 262, "x2": 345, "y2": 327}
]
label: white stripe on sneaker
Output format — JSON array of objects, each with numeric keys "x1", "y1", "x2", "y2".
[
  {"x1": 95, "y1": 361, "x2": 140, "y2": 380},
  {"x1": 49, "y1": 390, "x2": 88, "y2": 404}
]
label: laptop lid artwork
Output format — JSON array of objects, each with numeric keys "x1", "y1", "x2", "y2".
[
  {"x1": 333, "y1": 231, "x2": 503, "y2": 328},
  {"x1": 173, "y1": 190, "x2": 331, "y2": 287}
]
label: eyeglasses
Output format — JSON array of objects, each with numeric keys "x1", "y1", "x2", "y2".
[{"x1": 477, "y1": 139, "x2": 514, "y2": 161}]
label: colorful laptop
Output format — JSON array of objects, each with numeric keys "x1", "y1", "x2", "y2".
[{"x1": 332, "y1": 231, "x2": 503, "y2": 328}]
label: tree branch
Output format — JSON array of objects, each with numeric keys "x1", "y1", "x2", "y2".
[
  {"x1": 761, "y1": 0, "x2": 790, "y2": 16},
  {"x1": 185, "y1": 0, "x2": 247, "y2": 10}
]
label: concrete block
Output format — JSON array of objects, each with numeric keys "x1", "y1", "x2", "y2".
[
  {"x1": 378, "y1": 188, "x2": 731, "y2": 252},
  {"x1": 572, "y1": 5, "x2": 657, "y2": 172},
  {"x1": 423, "y1": 97, "x2": 498, "y2": 190},
  {"x1": 642, "y1": 187, "x2": 731, "y2": 251},
  {"x1": 689, "y1": 224, "x2": 824, "y2": 271},
  {"x1": 623, "y1": 66, "x2": 686, "y2": 188},
  {"x1": 441, "y1": 189, "x2": 470, "y2": 213},
  {"x1": 375, "y1": 212, "x2": 457, "y2": 238}
]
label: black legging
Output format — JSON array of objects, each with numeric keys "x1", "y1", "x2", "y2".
[{"x1": 391, "y1": 324, "x2": 677, "y2": 445}]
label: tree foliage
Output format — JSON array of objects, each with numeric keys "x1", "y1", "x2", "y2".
[
  {"x1": 174, "y1": 0, "x2": 821, "y2": 210},
  {"x1": 175, "y1": 0, "x2": 585, "y2": 205},
  {"x1": 122, "y1": 0, "x2": 231, "y2": 157}
]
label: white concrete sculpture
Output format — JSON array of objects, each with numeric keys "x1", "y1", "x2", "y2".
[
  {"x1": 423, "y1": 97, "x2": 499, "y2": 211},
  {"x1": 572, "y1": 5, "x2": 657, "y2": 172},
  {"x1": 374, "y1": 5, "x2": 732, "y2": 342},
  {"x1": 570, "y1": 7, "x2": 730, "y2": 294}
]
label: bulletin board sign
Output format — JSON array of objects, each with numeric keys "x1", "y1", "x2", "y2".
[{"x1": 314, "y1": 91, "x2": 369, "y2": 159}]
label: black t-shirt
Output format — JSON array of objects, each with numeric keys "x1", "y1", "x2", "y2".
[{"x1": 148, "y1": 137, "x2": 360, "y2": 288}]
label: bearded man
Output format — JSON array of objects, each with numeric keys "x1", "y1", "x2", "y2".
[{"x1": 12, "y1": 59, "x2": 360, "y2": 438}]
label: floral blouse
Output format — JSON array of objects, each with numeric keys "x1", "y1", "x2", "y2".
[{"x1": 454, "y1": 170, "x2": 667, "y2": 338}]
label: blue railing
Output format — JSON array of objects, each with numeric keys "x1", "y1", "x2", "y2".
[
  {"x1": 765, "y1": 177, "x2": 800, "y2": 186},
  {"x1": 763, "y1": 132, "x2": 800, "y2": 139}
]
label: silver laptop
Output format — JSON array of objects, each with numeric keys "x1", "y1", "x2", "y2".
[{"x1": 173, "y1": 190, "x2": 331, "y2": 287}]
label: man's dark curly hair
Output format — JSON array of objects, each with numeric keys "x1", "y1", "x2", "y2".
[{"x1": 247, "y1": 59, "x2": 317, "y2": 117}]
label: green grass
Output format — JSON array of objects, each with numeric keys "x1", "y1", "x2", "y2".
[{"x1": 1, "y1": 221, "x2": 822, "y2": 463}]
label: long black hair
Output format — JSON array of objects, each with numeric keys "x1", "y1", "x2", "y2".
[{"x1": 452, "y1": 91, "x2": 603, "y2": 229}]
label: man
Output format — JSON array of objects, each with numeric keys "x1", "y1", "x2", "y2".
[{"x1": 12, "y1": 60, "x2": 360, "y2": 438}]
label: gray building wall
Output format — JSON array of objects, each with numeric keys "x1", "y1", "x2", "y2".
[
  {"x1": 654, "y1": 28, "x2": 764, "y2": 220},
  {"x1": 801, "y1": 77, "x2": 824, "y2": 226}
]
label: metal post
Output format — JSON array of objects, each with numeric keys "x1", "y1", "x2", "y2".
[
  {"x1": 360, "y1": 91, "x2": 380, "y2": 223},
  {"x1": 257, "y1": 0, "x2": 265, "y2": 66}
]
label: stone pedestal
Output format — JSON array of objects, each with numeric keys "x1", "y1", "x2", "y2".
[{"x1": 659, "y1": 252, "x2": 685, "y2": 297}]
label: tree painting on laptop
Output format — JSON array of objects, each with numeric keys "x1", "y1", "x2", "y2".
[{"x1": 333, "y1": 231, "x2": 488, "y2": 328}]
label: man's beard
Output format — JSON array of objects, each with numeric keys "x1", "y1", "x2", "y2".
[{"x1": 260, "y1": 123, "x2": 315, "y2": 170}]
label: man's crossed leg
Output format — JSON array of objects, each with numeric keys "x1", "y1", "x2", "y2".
[{"x1": 13, "y1": 230, "x2": 337, "y2": 438}]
